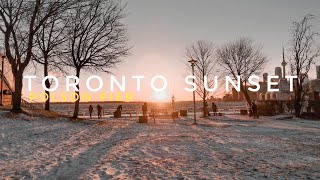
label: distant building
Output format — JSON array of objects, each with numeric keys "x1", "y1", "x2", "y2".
[
  {"x1": 222, "y1": 94, "x2": 233, "y2": 101},
  {"x1": 227, "y1": 51, "x2": 320, "y2": 103},
  {"x1": 258, "y1": 60, "x2": 320, "y2": 102},
  {"x1": 0, "y1": 53, "x2": 14, "y2": 106},
  {"x1": 308, "y1": 81, "x2": 320, "y2": 100}
]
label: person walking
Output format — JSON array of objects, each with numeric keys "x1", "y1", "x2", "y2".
[
  {"x1": 204, "y1": 101, "x2": 210, "y2": 116},
  {"x1": 251, "y1": 101, "x2": 259, "y2": 119},
  {"x1": 89, "y1": 105, "x2": 93, "y2": 118},
  {"x1": 142, "y1": 102, "x2": 147, "y2": 116},
  {"x1": 212, "y1": 102, "x2": 217, "y2": 116},
  {"x1": 97, "y1": 104, "x2": 103, "y2": 118}
]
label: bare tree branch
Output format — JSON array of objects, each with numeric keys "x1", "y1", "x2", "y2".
[
  {"x1": 217, "y1": 37, "x2": 268, "y2": 104},
  {"x1": 0, "y1": 0, "x2": 78, "y2": 112},
  {"x1": 59, "y1": 0, "x2": 130, "y2": 118},
  {"x1": 288, "y1": 14, "x2": 320, "y2": 117},
  {"x1": 185, "y1": 40, "x2": 219, "y2": 117}
]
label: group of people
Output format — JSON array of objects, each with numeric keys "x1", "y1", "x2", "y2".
[
  {"x1": 89, "y1": 104, "x2": 102, "y2": 118},
  {"x1": 88, "y1": 101, "x2": 259, "y2": 119},
  {"x1": 89, "y1": 104, "x2": 124, "y2": 118},
  {"x1": 203, "y1": 101, "x2": 219, "y2": 116},
  {"x1": 205, "y1": 100, "x2": 259, "y2": 119},
  {"x1": 89, "y1": 104, "x2": 103, "y2": 118}
]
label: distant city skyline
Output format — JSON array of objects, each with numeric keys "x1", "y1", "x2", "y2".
[{"x1": 22, "y1": 0, "x2": 320, "y2": 102}]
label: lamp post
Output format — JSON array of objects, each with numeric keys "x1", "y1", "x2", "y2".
[
  {"x1": 0, "y1": 54, "x2": 5, "y2": 106},
  {"x1": 188, "y1": 59, "x2": 197, "y2": 125},
  {"x1": 0, "y1": 49, "x2": 5, "y2": 106}
]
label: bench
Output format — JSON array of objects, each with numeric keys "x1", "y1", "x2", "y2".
[
  {"x1": 240, "y1": 109, "x2": 248, "y2": 115},
  {"x1": 180, "y1": 110, "x2": 188, "y2": 116},
  {"x1": 211, "y1": 109, "x2": 225, "y2": 116},
  {"x1": 113, "y1": 110, "x2": 121, "y2": 118},
  {"x1": 150, "y1": 108, "x2": 168, "y2": 117},
  {"x1": 212, "y1": 112, "x2": 225, "y2": 116},
  {"x1": 139, "y1": 116, "x2": 148, "y2": 123}
]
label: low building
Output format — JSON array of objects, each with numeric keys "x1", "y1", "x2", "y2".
[{"x1": 0, "y1": 53, "x2": 14, "y2": 106}]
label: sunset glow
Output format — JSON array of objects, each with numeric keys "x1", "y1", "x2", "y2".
[{"x1": 1, "y1": 0, "x2": 320, "y2": 179}]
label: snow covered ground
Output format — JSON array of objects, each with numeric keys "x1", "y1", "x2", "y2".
[{"x1": 0, "y1": 110, "x2": 319, "y2": 179}]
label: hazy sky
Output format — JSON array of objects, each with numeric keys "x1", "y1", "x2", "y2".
[{"x1": 22, "y1": 0, "x2": 320, "y2": 102}]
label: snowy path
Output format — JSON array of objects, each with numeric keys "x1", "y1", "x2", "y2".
[{"x1": 0, "y1": 111, "x2": 319, "y2": 179}]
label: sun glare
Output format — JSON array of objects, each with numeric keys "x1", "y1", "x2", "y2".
[{"x1": 152, "y1": 89, "x2": 169, "y2": 101}]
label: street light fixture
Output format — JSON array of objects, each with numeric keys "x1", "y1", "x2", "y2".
[{"x1": 188, "y1": 59, "x2": 197, "y2": 125}]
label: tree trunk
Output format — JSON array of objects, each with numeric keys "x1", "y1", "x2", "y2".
[
  {"x1": 294, "y1": 101, "x2": 302, "y2": 117},
  {"x1": 12, "y1": 72, "x2": 23, "y2": 113},
  {"x1": 44, "y1": 60, "x2": 50, "y2": 111},
  {"x1": 72, "y1": 68, "x2": 81, "y2": 119},
  {"x1": 294, "y1": 89, "x2": 302, "y2": 117},
  {"x1": 202, "y1": 98, "x2": 207, "y2": 117},
  {"x1": 45, "y1": 90, "x2": 50, "y2": 110},
  {"x1": 202, "y1": 72, "x2": 207, "y2": 117},
  {"x1": 241, "y1": 83, "x2": 252, "y2": 105},
  {"x1": 293, "y1": 80, "x2": 303, "y2": 117}
]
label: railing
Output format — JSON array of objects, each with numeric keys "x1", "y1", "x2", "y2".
[{"x1": 21, "y1": 98, "x2": 43, "y2": 110}]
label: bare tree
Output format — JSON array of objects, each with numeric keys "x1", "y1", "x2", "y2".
[
  {"x1": 33, "y1": 15, "x2": 67, "y2": 111},
  {"x1": 61, "y1": 0, "x2": 130, "y2": 118},
  {"x1": 288, "y1": 14, "x2": 320, "y2": 117},
  {"x1": 217, "y1": 38, "x2": 268, "y2": 105},
  {"x1": 186, "y1": 40, "x2": 218, "y2": 117},
  {"x1": 0, "y1": 0, "x2": 75, "y2": 113}
]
